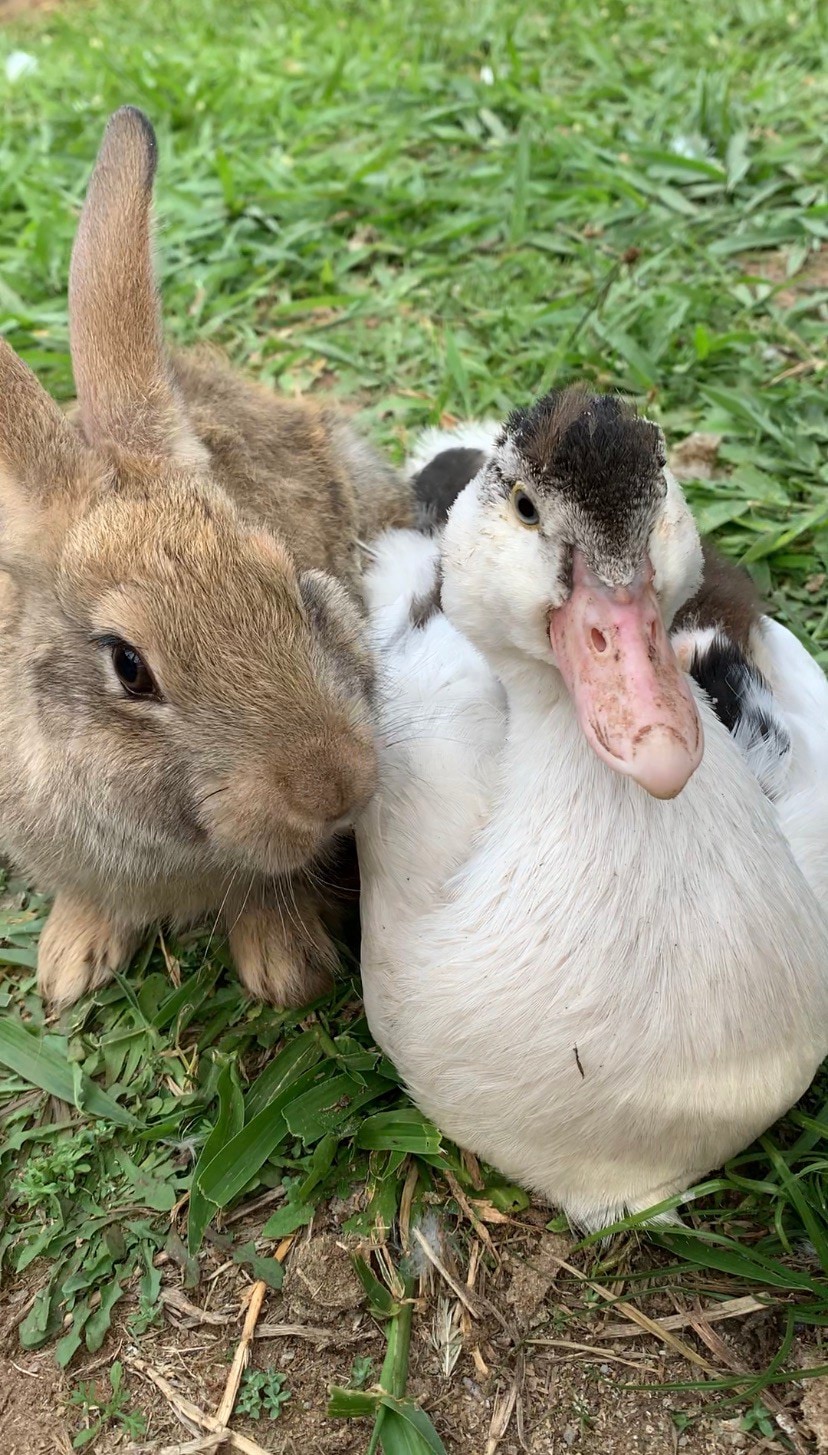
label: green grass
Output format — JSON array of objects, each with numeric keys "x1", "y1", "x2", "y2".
[{"x1": 0, "y1": 0, "x2": 827, "y2": 1447}]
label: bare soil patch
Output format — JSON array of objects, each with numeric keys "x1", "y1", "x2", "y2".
[
  {"x1": 2, "y1": 1195, "x2": 818, "y2": 1454},
  {"x1": 0, "y1": 0, "x2": 57, "y2": 19},
  {"x1": 740, "y1": 245, "x2": 828, "y2": 308},
  {"x1": 1, "y1": 1349, "x2": 74, "y2": 1454}
]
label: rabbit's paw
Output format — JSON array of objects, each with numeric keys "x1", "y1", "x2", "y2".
[
  {"x1": 38, "y1": 894, "x2": 139, "y2": 1008},
  {"x1": 229, "y1": 892, "x2": 337, "y2": 1007}
]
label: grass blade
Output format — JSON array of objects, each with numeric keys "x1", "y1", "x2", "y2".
[
  {"x1": 284, "y1": 1070, "x2": 390, "y2": 1144},
  {"x1": 0, "y1": 1020, "x2": 136, "y2": 1128},
  {"x1": 187, "y1": 1058, "x2": 244, "y2": 1254},
  {"x1": 760, "y1": 1135, "x2": 828, "y2": 1274},
  {"x1": 242, "y1": 1030, "x2": 324, "y2": 1121},
  {"x1": 356, "y1": 1108, "x2": 442, "y2": 1155},
  {"x1": 378, "y1": 1402, "x2": 448, "y2": 1455},
  {"x1": 196, "y1": 1061, "x2": 330, "y2": 1207}
]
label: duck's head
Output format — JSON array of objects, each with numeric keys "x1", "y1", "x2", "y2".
[{"x1": 441, "y1": 389, "x2": 705, "y2": 799}]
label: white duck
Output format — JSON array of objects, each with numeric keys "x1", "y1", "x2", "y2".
[{"x1": 357, "y1": 390, "x2": 828, "y2": 1230}]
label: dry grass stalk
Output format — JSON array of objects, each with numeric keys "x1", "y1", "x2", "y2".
[
  {"x1": 526, "y1": 1337, "x2": 661, "y2": 1373},
  {"x1": 129, "y1": 1435, "x2": 225, "y2": 1454},
  {"x1": 546, "y1": 1253, "x2": 716, "y2": 1373},
  {"x1": 398, "y1": 1159, "x2": 419, "y2": 1253},
  {"x1": 443, "y1": 1168, "x2": 498, "y2": 1258},
  {"x1": 161, "y1": 1287, "x2": 236, "y2": 1327},
  {"x1": 256, "y1": 1322, "x2": 370, "y2": 1346},
  {"x1": 213, "y1": 1236, "x2": 294, "y2": 1432},
  {"x1": 412, "y1": 1226, "x2": 480, "y2": 1318},
  {"x1": 601, "y1": 1293, "x2": 773, "y2": 1340},
  {"x1": 127, "y1": 1356, "x2": 273, "y2": 1455},
  {"x1": 686, "y1": 1303, "x2": 809, "y2": 1455},
  {"x1": 484, "y1": 1361, "x2": 523, "y2": 1455}
]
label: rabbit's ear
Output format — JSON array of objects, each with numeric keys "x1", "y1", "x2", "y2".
[
  {"x1": 69, "y1": 107, "x2": 204, "y2": 465},
  {"x1": 0, "y1": 338, "x2": 91, "y2": 523}
]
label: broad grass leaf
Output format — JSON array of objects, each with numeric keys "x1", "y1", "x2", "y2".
[
  {"x1": 73, "y1": 1423, "x2": 103, "y2": 1450},
  {"x1": 0, "y1": 945, "x2": 38, "y2": 968},
  {"x1": 328, "y1": 1387, "x2": 381, "y2": 1417},
  {"x1": 56, "y1": 1298, "x2": 93, "y2": 1368},
  {"x1": 0, "y1": 1020, "x2": 136, "y2": 1127},
  {"x1": 85, "y1": 1278, "x2": 124, "y2": 1353},
  {"x1": 509, "y1": 121, "x2": 531, "y2": 243},
  {"x1": 298, "y1": 1131, "x2": 339, "y2": 1201},
  {"x1": 188, "y1": 1059, "x2": 244, "y2": 1253},
  {"x1": 196, "y1": 1060, "x2": 331, "y2": 1207},
  {"x1": 243, "y1": 1031, "x2": 324, "y2": 1121},
  {"x1": 261, "y1": 1202, "x2": 315, "y2": 1239},
  {"x1": 352, "y1": 1254, "x2": 401, "y2": 1317},
  {"x1": 657, "y1": 1229, "x2": 824, "y2": 1290},
  {"x1": 760, "y1": 1136, "x2": 828, "y2": 1275},
  {"x1": 19, "y1": 1273, "x2": 61, "y2": 1349},
  {"x1": 378, "y1": 1400, "x2": 448, "y2": 1455},
  {"x1": 443, "y1": 329, "x2": 470, "y2": 416},
  {"x1": 152, "y1": 962, "x2": 222, "y2": 1033},
  {"x1": 233, "y1": 1240, "x2": 285, "y2": 1289},
  {"x1": 112, "y1": 1148, "x2": 177, "y2": 1213},
  {"x1": 356, "y1": 1108, "x2": 441, "y2": 1155},
  {"x1": 284, "y1": 1071, "x2": 390, "y2": 1144}
]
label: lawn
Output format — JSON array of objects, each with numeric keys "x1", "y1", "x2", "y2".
[{"x1": 0, "y1": 0, "x2": 827, "y2": 1450}]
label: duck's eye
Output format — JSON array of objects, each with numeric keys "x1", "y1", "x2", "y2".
[
  {"x1": 110, "y1": 640, "x2": 160, "y2": 700},
  {"x1": 510, "y1": 484, "x2": 540, "y2": 528}
]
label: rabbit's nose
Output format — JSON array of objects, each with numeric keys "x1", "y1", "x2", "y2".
[{"x1": 287, "y1": 731, "x2": 377, "y2": 827}]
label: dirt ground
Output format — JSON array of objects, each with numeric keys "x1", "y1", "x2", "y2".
[
  {"x1": 0, "y1": 0, "x2": 58, "y2": 19},
  {"x1": 3, "y1": 1190, "x2": 825, "y2": 1455},
  {"x1": 739, "y1": 245, "x2": 828, "y2": 309}
]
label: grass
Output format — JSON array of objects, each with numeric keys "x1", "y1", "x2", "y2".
[
  {"x1": 69, "y1": 1360, "x2": 147, "y2": 1449},
  {"x1": 0, "y1": 0, "x2": 827, "y2": 1447}
]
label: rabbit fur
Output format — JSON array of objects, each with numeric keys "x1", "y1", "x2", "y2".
[{"x1": 0, "y1": 106, "x2": 412, "y2": 1010}]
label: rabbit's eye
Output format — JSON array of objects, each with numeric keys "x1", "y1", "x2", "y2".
[{"x1": 110, "y1": 640, "x2": 160, "y2": 700}]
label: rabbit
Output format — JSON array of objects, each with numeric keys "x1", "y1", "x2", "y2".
[{"x1": 0, "y1": 106, "x2": 413, "y2": 1011}]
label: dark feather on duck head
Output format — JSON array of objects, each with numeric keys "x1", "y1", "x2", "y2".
[{"x1": 502, "y1": 389, "x2": 668, "y2": 584}]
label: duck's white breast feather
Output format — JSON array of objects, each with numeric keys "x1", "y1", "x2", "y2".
[{"x1": 357, "y1": 531, "x2": 828, "y2": 1229}]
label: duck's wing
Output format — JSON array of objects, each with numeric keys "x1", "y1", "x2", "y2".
[
  {"x1": 408, "y1": 421, "x2": 500, "y2": 527},
  {"x1": 672, "y1": 538, "x2": 764, "y2": 654},
  {"x1": 359, "y1": 529, "x2": 506, "y2": 920},
  {"x1": 672, "y1": 626, "x2": 793, "y2": 801},
  {"x1": 669, "y1": 540, "x2": 823, "y2": 805},
  {"x1": 674, "y1": 609, "x2": 828, "y2": 900},
  {"x1": 752, "y1": 617, "x2": 828, "y2": 901},
  {"x1": 752, "y1": 617, "x2": 828, "y2": 775}
]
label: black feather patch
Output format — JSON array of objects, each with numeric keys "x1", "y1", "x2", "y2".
[
  {"x1": 689, "y1": 635, "x2": 771, "y2": 735},
  {"x1": 508, "y1": 391, "x2": 665, "y2": 503},
  {"x1": 689, "y1": 632, "x2": 790, "y2": 797},
  {"x1": 505, "y1": 390, "x2": 667, "y2": 577},
  {"x1": 413, "y1": 447, "x2": 487, "y2": 525}
]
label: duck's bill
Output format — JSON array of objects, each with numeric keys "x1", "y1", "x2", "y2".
[{"x1": 548, "y1": 552, "x2": 703, "y2": 799}]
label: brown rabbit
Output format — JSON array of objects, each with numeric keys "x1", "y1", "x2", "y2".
[{"x1": 0, "y1": 106, "x2": 412, "y2": 1010}]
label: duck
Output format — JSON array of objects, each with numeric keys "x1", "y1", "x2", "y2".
[{"x1": 356, "y1": 389, "x2": 828, "y2": 1230}]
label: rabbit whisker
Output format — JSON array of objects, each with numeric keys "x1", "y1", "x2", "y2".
[
  {"x1": 223, "y1": 871, "x2": 257, "y2": 944},
  {"x1": 194, "y1": 785, "x2": 231, "y2": 812},
  {"x1": 276, "y1": 875, "x2": 305, "y2": 945},
  {"x1": 200, "y1": 866, "x2": 239, "y2": 968}
]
